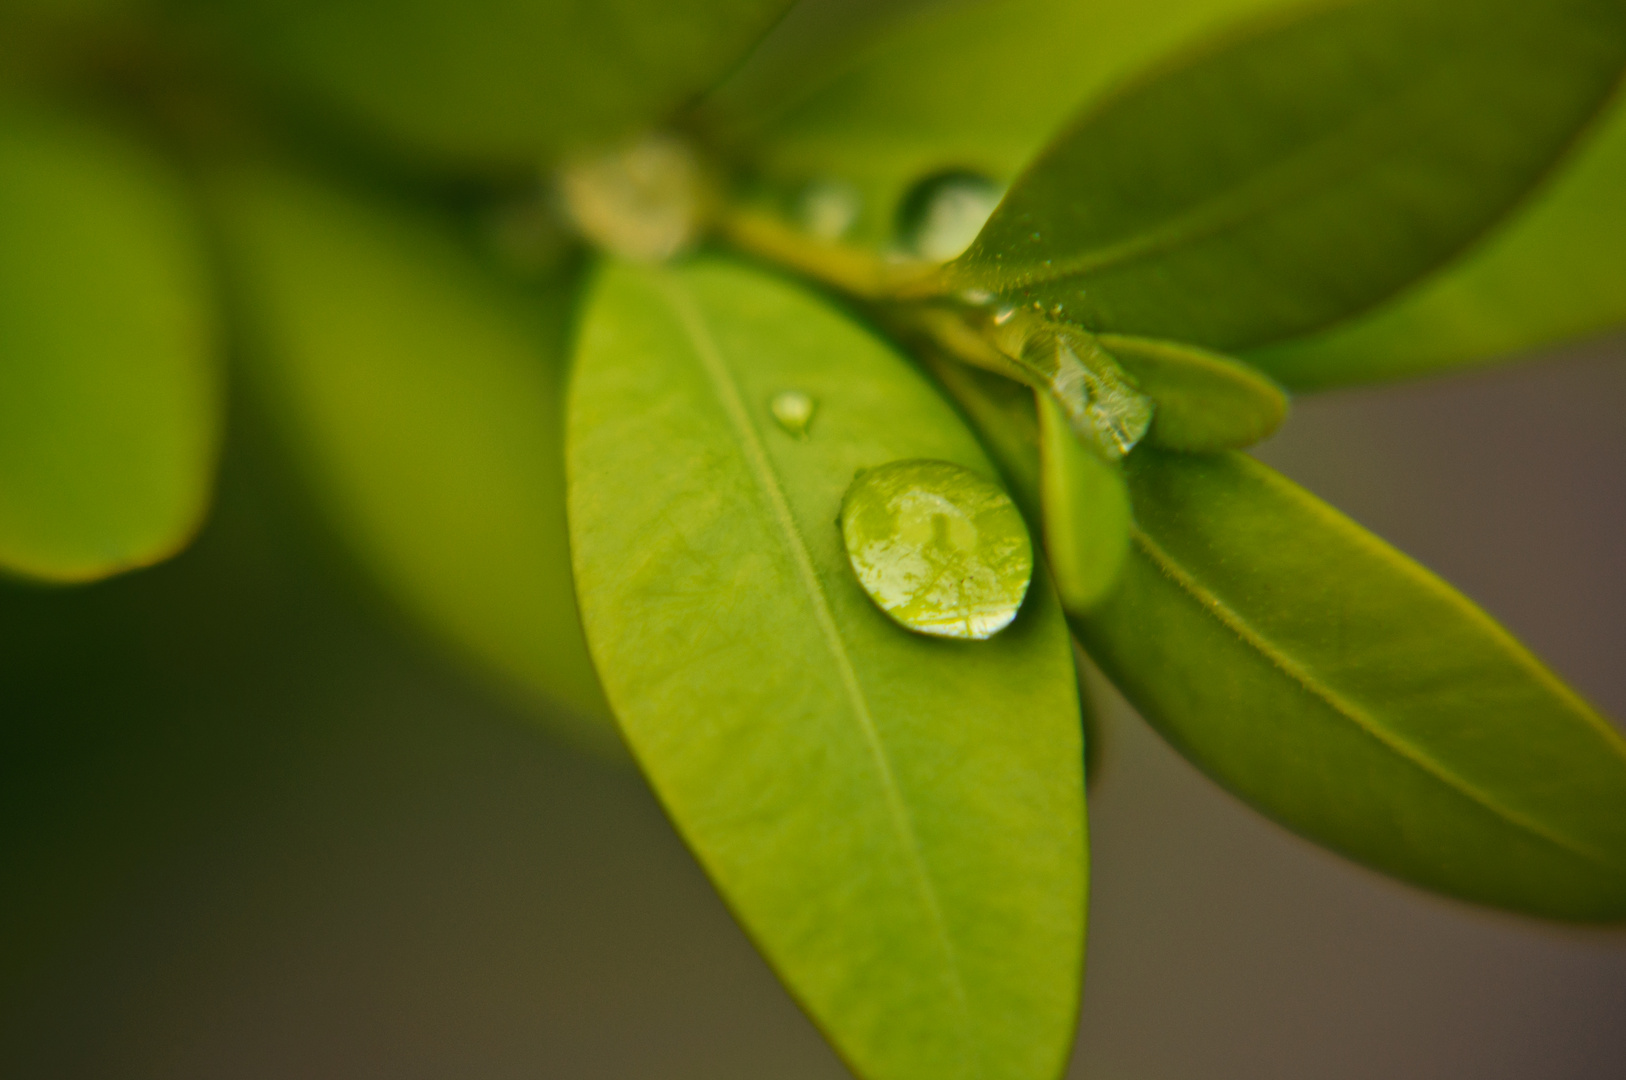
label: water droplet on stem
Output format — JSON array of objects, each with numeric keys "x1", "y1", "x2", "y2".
[
  {"x1": 558, "y1": 134, "x2": 704, "y2": 262},
  {"x1": 896, "y1": 171, "x2": 1004, "y2": 262},
  {"x1": 796, "y1": 179, "x2": 861, "y2": 241}
]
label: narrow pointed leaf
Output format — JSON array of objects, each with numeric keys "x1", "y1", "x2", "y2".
[
  {"x1": 204, "y1": 0, "x2": 796, "y2": 166},
  {"x1": 568, "y1": 256, "x2": 1085, "y2": 1080},
  {"x1": 1245, "y1": 97, "x2": 1626, "y2": 388},
  {"x1": 1072, "y1": 450, "x2": 1626, "y2": 921},
  {"x1": 0, "y1": 107, "x2": 219, "y2": 583},
  {"x1": 953, "y1": 0, "x2": 1626, "y2": 352},
  {"x1": 1099, "y1": 334, "x2": 1286, "y2": 451},
  {"x1": 1037, "y1": 393, "x2": 1130, "y2": 612},
  {"x1": 210, "y1": 161, "x2": 613, "y2": 743}
]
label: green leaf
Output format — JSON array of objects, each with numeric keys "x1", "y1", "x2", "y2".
[
  {"x1": 1072, "y1": 449, "x2": 1626, "y2": 921},
  {"x1": 209, "y1": 160, "x2": 614, "y2": 745},
  {"x1": 568, "y1": 255, "x2": 1085, "y2": 1080},
  {"x1": 709, "y1": 0, "x2": 1303, "y2": 247},
  {"x1": 203, "y1": 0, "x2": 796, "y2": 166},
  {"x1": 1037, "y1": 393, "x2": 1130, "y2": 613},
  {"x1": 952, "y1": 0, "x2": 1626, "y2": 352},
  {"x1": 0, "y1": 106, "x2": 219, "y2": 583},
  {"x1": 1244, "y1": 96, "x2": 1626, "y2": 389},
  {"x1": 1098, "y1": 334, "x2": 1286, "y2": 451}
]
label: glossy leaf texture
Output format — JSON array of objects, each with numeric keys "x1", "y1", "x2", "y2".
[
  {"x1": 708, "y1": 0, "x2": 1303, "y2": 246},
  {"x1": 1037, "y1": 393, "x2": 1129, "y2": 613},
  {"x1": 0, "y1": 105, "x2": 219, "y2": 583},
  {"x1": 209, "y1": 160, "x2": 614, "y2": 745},
  {"x1": 1245, "y1": 95, "x2": 1626, "y2": 388},
  {"x1": 1098, "y1": 334, "x2": 1286, "y2": 451},
  {"x1": 1072, "y1": 450, "x2": 1626, "y2": 921},
  {"x1": 197, "y1": 0, "x2": 796, "y2": 167},
  {"x1": 568, "y1": 256, "x2": 1085, "y2": 1080},
  {"x1": 952, "y1": 0, "x2": 1626, "y2": 352}
]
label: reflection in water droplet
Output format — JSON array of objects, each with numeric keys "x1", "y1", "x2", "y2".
[
  {"x1": 1019, "y1": 325, "x2": 1153, "y2": 458},
  {"x1": 897, "y1": 171, "x2": 1004, "y2": 262},
  {"x1": 769, "y1": 390, "x2": 816, "y2": 438},
  {"x1": 840, "y1": 459, "x2": 1032, "y2": 640},
  {"x1": 796, "y1": 179, "x2": 861, "y2": 241},
  {"x1": 558, "y1": 133, "x2": 703, "y2": 262}
]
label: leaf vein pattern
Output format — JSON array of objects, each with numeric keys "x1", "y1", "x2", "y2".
[
  {"x1": 1004, "y1": 65, "x2": 1459, "y2": 290},
  {"x1": 652, "y1": 269, "x2": 977, "y2": 1044},
  {"x1": 1130, "y1": 526, "x2": 1617, "y2": 871}
]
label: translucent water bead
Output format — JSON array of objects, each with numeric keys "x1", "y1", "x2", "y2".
[{"x1": 840, "y1": 459, "x2": 1032, "y2": 641}]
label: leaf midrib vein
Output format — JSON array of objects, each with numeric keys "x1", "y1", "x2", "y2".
[
  {"x1": 653, "y1": 268, "x2": 978, "y2": 1046},
  {"x1": 1131, "y1": 525, "x2": 1618, "y2": 871},
  {"x1": 991, "y1": 61, "x2": 1461, "y2": 291}
]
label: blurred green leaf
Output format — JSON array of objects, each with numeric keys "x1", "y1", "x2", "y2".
[
  {"x1": 1099, "y1": 334, "x2": 1286, "y2": 451},
  {"x1": 1073, "y1": 449, "x2": 1626, "y2": 921},
  {"x1": 0, "y1": 106, "x2": 219, "y2": 583},
  {"x1": 205, "y1": 0, "x2": 796, "y2": 167},
  {"x1": 1037, "y1": 392, "x2": 1129, "y2": 613},
  {"x1": 712, "y1": 0, "x2": 1303, "y2": 246},
  {"x1": 568, "y1": 256, "x2": 1084, "y2": 1080},
  {"x1": 209, "y1": 160, "x2": 614, "y2": 746},
  {"x1": 953, "y1": 0, "x2": 1626, "y2": 352},
  {"x1": 1245, "y1": 97, "x2": 1626, "y2": 388}
]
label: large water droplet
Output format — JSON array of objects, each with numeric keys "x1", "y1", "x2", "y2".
[
  {"x1": 796, "y1": 178, "x2": 861, "y2": 241},
  {"x1": 840, "y1": 459, "x2": 1032, "y2": 640},
  {"x1": 896, "y1": 171, "x2": 1004, "y2": 262},
  {"x1": 769, "y1": 390, "x2": 816, "y2": 438},
  {"x1": 558, "y1": 133, "x2": 703, "y2": 262}
]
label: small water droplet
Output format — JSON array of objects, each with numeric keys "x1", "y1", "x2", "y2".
[
  {"x1": 1020, "y1": 325, "x2": 1154, "y2": 459},
  {"x1": 896, "y1": 171, "x2": 1004, "y2": 262},
  {"x1": 796, "y1": 178, "x2": 861, "y2": 241},
  {"x1": 840, "y1": 460, "x2": 1032, "y2": 640},
  {"x1": 769, "y1": 390, "x2": 817, "y2": 438},
  {"x1": 558, "y1": 133, "x2": 703, "y2": 262}
]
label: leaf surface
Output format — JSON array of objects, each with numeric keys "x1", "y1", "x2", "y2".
[
  {"x1": 1245, "y1": 96, "x2": 1626, "y2": 388},
  {"x1": 954, "y1": 0, "x2": 1626, "y2": 352},
  {"x1": 568, "y1": 256, "x2": 1085, "y2": 1080},
  {"x1": 0, "y1": 107, "x2": 218, "y2": 583},
  {"x1": 211, "y1": 161, "x2": 613, "y2": 743},
  {"x1": 1073, "y1": 450, "x2": 1626, "y2": 920},
  {"x1": 206, "y1": 0, "x2": 795, "y2": 166},
  {"x1": 1099, "y1": 334, "x2": 1286, "y2": 451},
  {"x1": 1037, "y1": 393, "x2": 1129, "y2": 612}
]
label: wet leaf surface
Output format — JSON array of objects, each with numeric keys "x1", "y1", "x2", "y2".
[
  {"x1": 955, "y1": 0, "x2": 1626, "y2": 351},
  {"x1": 568, "y1": 255, "x2": 1084, "y2": 1080}
]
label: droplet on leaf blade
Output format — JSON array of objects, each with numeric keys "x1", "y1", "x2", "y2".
[
  {"x1": 840, "y1": 459, "x2": 1032, "y2": 640},
  {"x1": 769, "y1": 389, "x2": 816, "y2": 438}
]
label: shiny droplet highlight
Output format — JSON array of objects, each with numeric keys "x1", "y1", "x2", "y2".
[
  {"x1": 840, "y1": 459, "x2": 1032, "y2": 640},
  {"x1": 770, "y1": 390, "x2": 816, "y2": 438},
  {"x1": 896, "y1": 171, "x2": 1004, "y2": 262}
]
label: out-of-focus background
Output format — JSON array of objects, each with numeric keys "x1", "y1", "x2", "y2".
[{"x1": 4, "y1": 339, "x2": 1623, "y2": 1079}]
